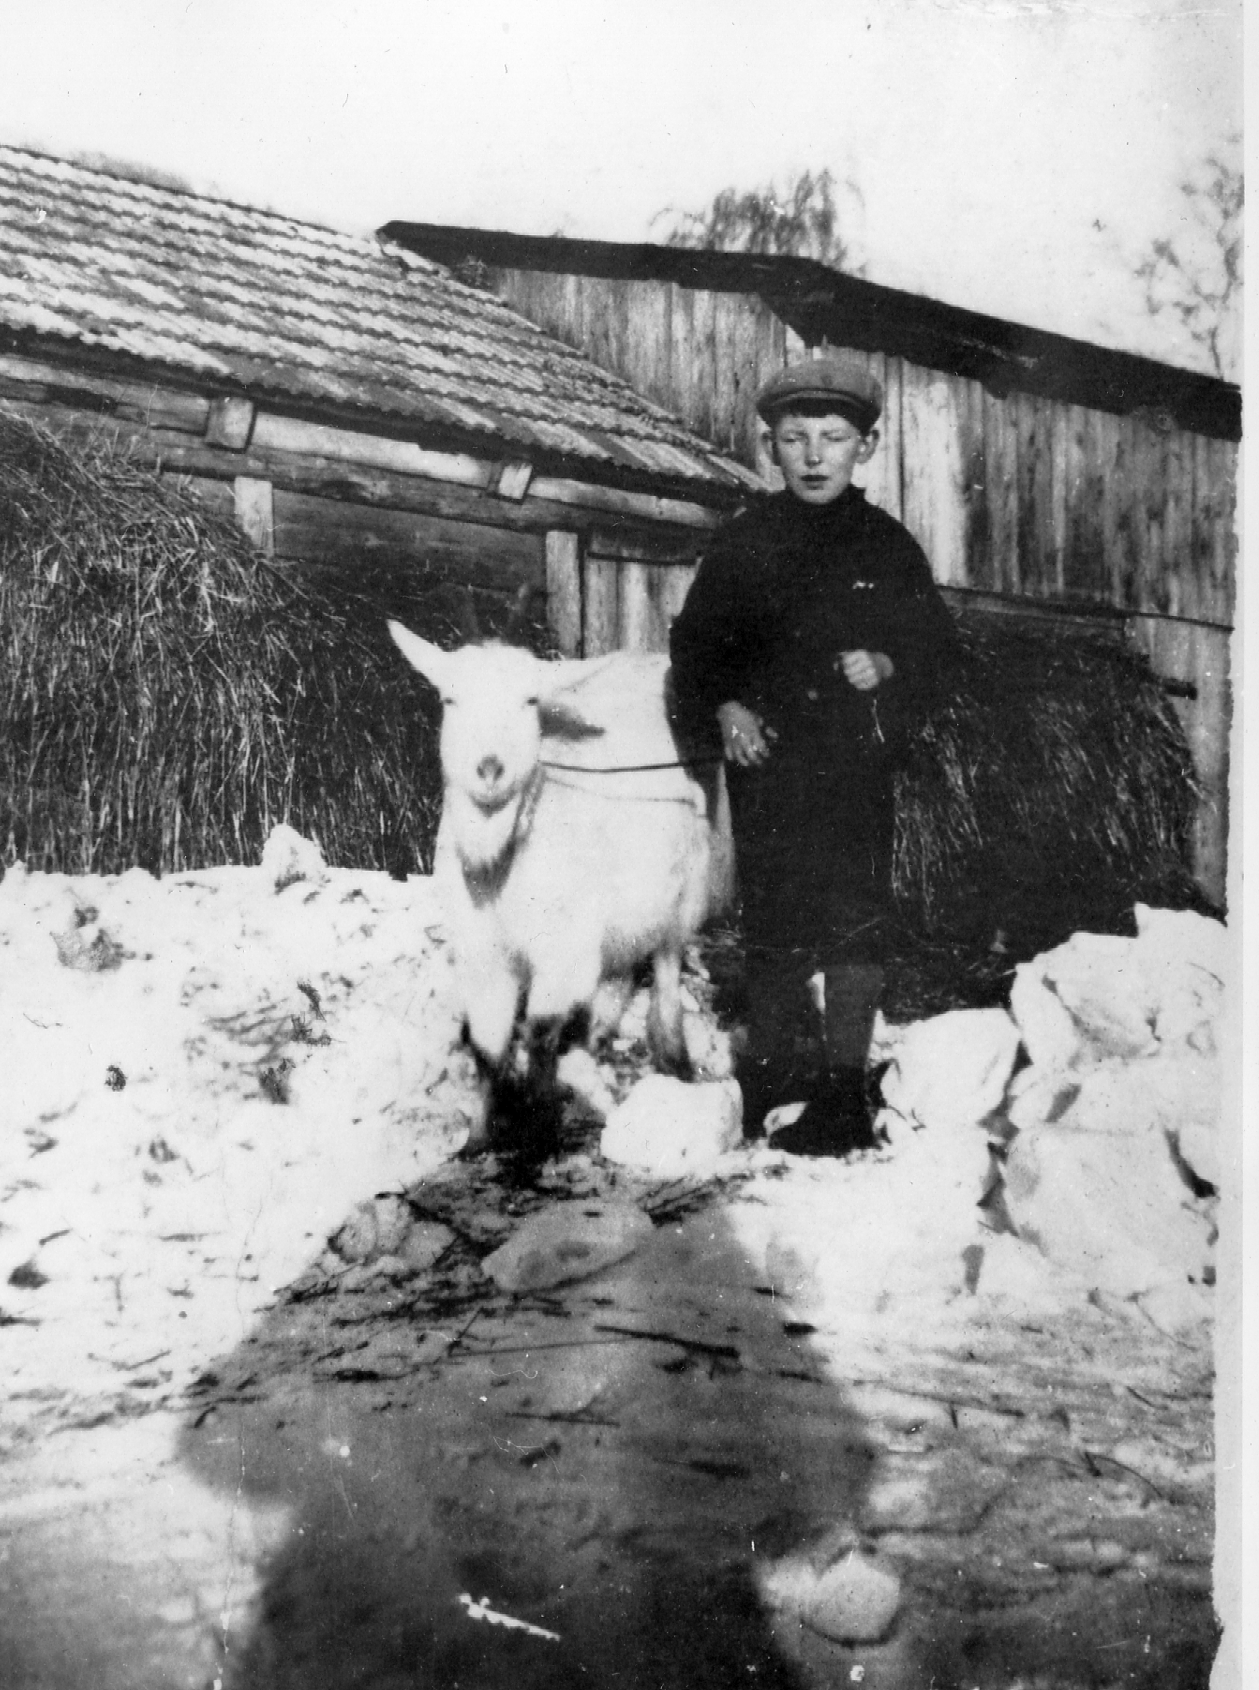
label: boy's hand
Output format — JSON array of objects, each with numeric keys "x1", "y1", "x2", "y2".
[
  {"x1": 717, "y1": 701, "x2": 775, "y2": 766},
  {"x1": 840, "y1": 649, "x2": 894, "y2": 691}
]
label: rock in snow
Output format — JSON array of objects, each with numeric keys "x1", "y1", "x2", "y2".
[
  {"x1": 999, "y1": 906, "x2": 1225, "y2": 1326},
  {"x1": 261, "y1": 823, "x2": 330, "y2": 891},
  {"x1": 759, "y1": 1548, "x2": 903, "y2": 1644},
  {"x1": 599, "y1": 1074, "x2": 743, "y2": 1177},
  {"x1": 879, "y1": 1007, "x2": 1021, "y2": 1133},
  {"x1": 479, "y1": 1201, "x2": 654, "y2": 1292}
]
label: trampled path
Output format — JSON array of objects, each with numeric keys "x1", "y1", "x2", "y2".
[{"x1": 167, "y1": 1153, "x2": 1216, "y2": 1689}]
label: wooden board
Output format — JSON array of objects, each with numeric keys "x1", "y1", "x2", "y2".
[
  {"x1": 0, "y1": 351, "x2": 210, "y2": 435},
  {"x1": 1128, "y1": 615, "x2": 1231, "y2": 905},
  {"x1": 1193, "y1": 434, "x2": 1237, "y2": 626},
  {"x1": 581, "y1": 556, "x2": 619, "y2": 656},
  {"x1": 982, "y1": 385, "x2": 1020, "y2": 595},
  {"x1": 545, "y1": 530, "x2": 582, "y2": 657},
  {"x1": 271, "y1": 491, "x2": 544, "y2": 592},
  {"x1": 900, "y1": 363, "x2": 968, "y2": 586},
  {"x1": 234, "y1": 477, "x2": 274, "y2": 555}
]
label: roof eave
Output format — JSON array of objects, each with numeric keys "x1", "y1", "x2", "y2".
[
  {"x1": 0, "y1": 324, "x2": 753, "y2": 512},
  {"x1": 380, "y1": 221, "x2": 1241, "y2": 443}
]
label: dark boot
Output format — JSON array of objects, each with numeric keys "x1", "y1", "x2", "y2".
[
  {"x1": 767, "y1": 1065, "x2": 878, "y2": 1156},
  {"x1": 767, "y1": 965, "x2": 883, "y2": 1158},
  {"x1": 736, "y1": 950, "x2": 819, "y2": 1140}
]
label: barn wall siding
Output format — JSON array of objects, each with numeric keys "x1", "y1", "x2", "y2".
[
  {"x1": 477, "y1": 265, "x2": 1235, "y2": 901},
  {"x1": 480, "y1": 267, "x2": 1236, "y2": 630}
]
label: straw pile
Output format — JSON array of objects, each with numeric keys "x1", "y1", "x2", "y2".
[
  {"x1": 0, "y1": 410, "x2": 441, "y2": 877},
  {"x1": 1, "y1": 409, "x2": 1204, "y2": 957},
  {"x1": 892, "y1": 613, "x2": 1202, "y2": 947}
]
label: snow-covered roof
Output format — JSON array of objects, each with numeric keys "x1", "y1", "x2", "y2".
[{"x1": 0, "y1": 147, "x2": 758, "y2": 495}]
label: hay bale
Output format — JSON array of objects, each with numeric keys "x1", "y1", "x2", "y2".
[
  {"x1": 0, "y1": 409, "x2": 442, "y2": 876},
  {"x1": 892, "y1": 614, "x2": 1202, "y2": 946}
]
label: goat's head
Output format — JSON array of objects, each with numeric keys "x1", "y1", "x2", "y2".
[{"x1": 388, "y1": 621, "x2": 611, "y2": 815}]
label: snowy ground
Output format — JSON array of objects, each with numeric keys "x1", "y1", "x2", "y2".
[{"x1": 0, "y1": 830, "x2": 1223, "y2": 1688}]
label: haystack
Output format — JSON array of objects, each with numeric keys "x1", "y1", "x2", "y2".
[
  {"x1": 892, "y1": 614, "x2": 1202, "y2": 947},
  {"x1": 2, "y1": 409, "x2": 1203, "y2": 955},
  {"x1": 0, "y1": 410, "x2": 441, "y2": 877}
]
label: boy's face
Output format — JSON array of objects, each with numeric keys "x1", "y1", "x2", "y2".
[{"x1": 771, "y1": 410, "x2": 877, "y2": 505}]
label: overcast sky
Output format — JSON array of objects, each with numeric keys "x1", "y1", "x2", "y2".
[{"x1": 0, "y1": 0, "x2": 1243, "y2": 378}]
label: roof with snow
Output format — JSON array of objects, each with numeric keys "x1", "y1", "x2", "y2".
[{"x1": 0, "y1": 147, "x2": 758, "y2": 495}]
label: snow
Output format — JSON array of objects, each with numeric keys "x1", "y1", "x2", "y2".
[
  {"x1": 0, "y1": 829, "x2": 1224, "y2": 1680},
  {"x1": 1, "y1": 839, "x2": 475, "y2": 1432},
  {"x1": 2, "y1": 832, "x2": 1224, "y2": 1432}
]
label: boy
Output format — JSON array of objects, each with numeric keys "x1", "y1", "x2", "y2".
[{"x1": 670, "y1": 353, "x2": 957, "y2": 1155}]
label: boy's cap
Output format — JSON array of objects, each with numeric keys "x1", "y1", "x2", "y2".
[{"x1": 756, "y1": 354, "x2": 883, "y2": 432}]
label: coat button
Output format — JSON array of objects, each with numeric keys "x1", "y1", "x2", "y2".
[{"x1": 806, "y1": 688, "x2": 819, "y2": 702}]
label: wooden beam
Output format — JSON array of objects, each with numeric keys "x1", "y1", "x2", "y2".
[
  {"x1": 250, "y1": 412, "x2": 494, "y2": 489},
  {"x1": 582, "y1": 556, "x2": 619, "y2": 656},
  {"x1": 206, "y1": 396, "x2": 256, "y2": 450},
  {"x1": 234, "y1": 477, "x2": 274, "y2": 554},
  {"x1": 271, "y1": 490, "x2": 543, "y2": 592},
  {"x1": 586, "y1": 527, "x2": 703, "y2": 565},
  {"x1": 0, "y1": 350, "x2": 210, "y2": 434},
  {"x1": 544, "y1": 530, "x2": 582, "y2": 656},
  {"x1": 5, "y1": 401, "x2": 718, "y2": 554},
  {"x1": 494, "y1": 459, "x2": 534, "y2": 502},
  {"x1": 528, "y1": 474, "x2": 724, "y2": 530}
]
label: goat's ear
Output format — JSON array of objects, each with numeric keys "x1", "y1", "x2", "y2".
[
  {"x1": 538, "y1": 695, "x2": 605, "y2": 740},
  {"x1": 388, "y1": 621, "x2": 450, "y2": 691}
]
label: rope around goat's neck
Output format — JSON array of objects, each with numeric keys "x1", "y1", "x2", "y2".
[{"x1": 540, "y1": 755, "x2": 724, "y2": 774}]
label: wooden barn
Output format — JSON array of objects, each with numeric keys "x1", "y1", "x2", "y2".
[
  {"x1": 0, "y1": 146, "x2": 759, "y2": 664},
  {"x1": 380, "y1": 224, "x2": 1240, "y2": 905}
]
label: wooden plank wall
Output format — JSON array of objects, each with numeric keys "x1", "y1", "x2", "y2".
[
  {"x1": 484, "y1": 268, "x2": 1237, "y2": 901},
  {"x1": 485, "y1": 267, "x2": 1237, "y2": 627}
]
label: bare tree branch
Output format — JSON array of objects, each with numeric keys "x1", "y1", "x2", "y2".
[{"x1": 653, "y1": 168, "x2": 863, "y2": 272}]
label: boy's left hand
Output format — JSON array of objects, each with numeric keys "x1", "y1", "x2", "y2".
[{"x1": 840, "y1": 649, "x2": 894, "y2": 691}]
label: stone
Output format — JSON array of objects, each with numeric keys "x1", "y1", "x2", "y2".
[
  {"x1": 330, "y1": 1194, "x2": 414, "y2": 1264},
  {"x1": 1010, "y1": 932, "x2": 1157, "y2": 1072},
  {"x1": 261, "y1": 824, "x2": 328, "y2": 891},
  {"x1": 760, "y1": 1549, "x2": 902, "y2": 1645},
  {"x1": 1077, "y1": 1051, "x2": 1219, "y2": 1140},
  {"x1": 880, "y1": 1008, "x2": 1021, "y2": 1132},
  {"x1": 400, "y1": 1220, "x2": 457, "y2": 1273},
  {"x1": 1009, "y1": 908, "x2": 1228, "y2": 1077},
  {"x1": 600, "y1": 1075, "x2": 742, "y2": 1177},
  {"x1": 1003, "y1": 1118, "x2": 1214, "y2": 1302},
  {"x1": 479, "y1": 1200, "x2": 654, "y2": 1292}
]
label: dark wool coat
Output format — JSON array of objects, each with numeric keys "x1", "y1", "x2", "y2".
[{"x1": 669, "y1": 486, "x2": 957, "y2": 958}]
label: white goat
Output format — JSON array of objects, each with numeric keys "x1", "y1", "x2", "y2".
[{"x1": 389, "y1": 621, "x2": 732, "y2": 1142}]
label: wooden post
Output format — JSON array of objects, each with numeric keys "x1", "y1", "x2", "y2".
[
  {"x1": 1128, "y1": 614, "x2": 1230, "y2": 906},
  {"x1": 206, "y1": 396, "x2": 256, "y2": 450},
  {"x1": 545, "y1": 530, "x2": 582, "y2": 656},
  {"x1": 233, "y1": 476, "x2": 274, "y2": 555},
  {"x1": 582, "y1": 556, "x2": 620, "y2": 656}
]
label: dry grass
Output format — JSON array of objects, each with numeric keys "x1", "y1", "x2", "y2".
[
  {"x1": 2, "y1": 408, "x2": 1204, "y2": 965},
  {"x1": 892, "y1": 613, "x2": 1203, "y2": 949},
  {"x1": 1, "y1": 409, "x2": 441, "y2": 877}
]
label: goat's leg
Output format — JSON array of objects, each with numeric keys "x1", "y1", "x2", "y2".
[
  {"x1": 484, "y1": 1009, "x2": 589, "y2": 1167},
  {"x1": 462, "y1": 956, "x2": 520, "y2": 1067},
  {"x1": 647, "y1": 947, "x2": 692, "y2": 1078}
]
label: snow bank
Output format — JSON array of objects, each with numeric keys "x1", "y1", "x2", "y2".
[
  {"x1": 727, "y1": 904, "x2": 1224, "y2": 1349},
  {"x1": 1, "y1": 837, "x2": 469, "y2": 1428}
]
